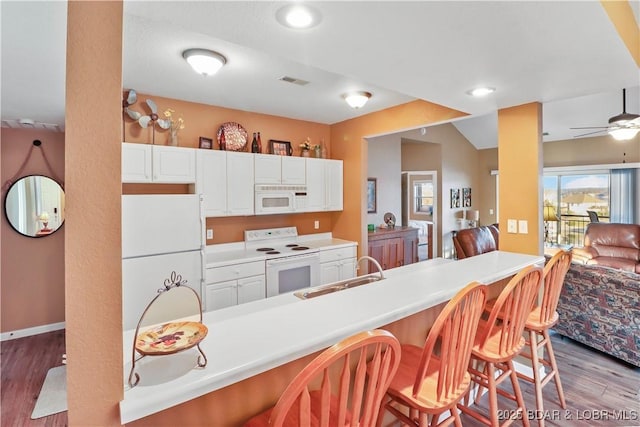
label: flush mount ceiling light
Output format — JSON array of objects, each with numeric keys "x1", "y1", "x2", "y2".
[
  {"x1": 467, "y1": 87, "x2": 496, "y2": 97},
  {"x1": 182, "y1": 49, "x2": 227, "y2": 76},
  {"x1": 276, "y1": 4, "x2": 322, "y2": 29},
  {"x1": 343, "y1": 91, "x2": 372, "y2": 109}
]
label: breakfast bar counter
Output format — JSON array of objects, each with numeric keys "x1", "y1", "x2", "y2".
[{"x1": 120, "y1": 250, "x2": 543, "y2": 425}]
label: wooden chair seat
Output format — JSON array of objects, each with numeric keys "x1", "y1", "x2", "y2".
[
  {"x1": 525, "y1": 307, "x2": 559, "y2": 331},
  {"x1": 472, "y1": 318, "x2": 526, "y2": 363},
  {"x1": 386, "y1": 345, "x2": 472, "y2": 410}
]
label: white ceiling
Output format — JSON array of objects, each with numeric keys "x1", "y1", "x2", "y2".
[{"x1": 1, "y1": 1, "x2": 639, "y2": 149}]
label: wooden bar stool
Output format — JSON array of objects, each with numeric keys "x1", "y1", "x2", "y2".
[
  {"x1": 244, "y1": 329, "x2": 401, "y2": 427},
  {"x1": 457, "y1": 265, "x2": 543, "y2": 427},
  {"x1": 517, "y1": 250, "x2": 572, "y2": 427},
  {"x1": 378, "y1": 281, "x2": 488, "y2": 427}
]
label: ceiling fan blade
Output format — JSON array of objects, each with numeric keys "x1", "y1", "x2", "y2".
[
  {"x1": 126, "y1": 89, "x2": 137, "y2": 106},
  {"x1": 569, "y1": 126, "x2": 608, "y2": 130},
  {"x1": 574, "y1": 129, "x2": 606, "y2": 138},
  {"x1": 125, "y1": 108, "x2": 141, "y2": 120},
  {"x1": 157, "y1": 119, "x2": 171, "y2": 130},
  {"x1": 146, "y1": 99, "x2": 158, "y2": 114},
  {"x1": 138, "y1": 115, "x2": 152, "y2": 128}
]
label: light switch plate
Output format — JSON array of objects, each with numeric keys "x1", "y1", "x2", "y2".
[
  {"x1": 507, "y1": 219, "x2": 517, "y2": 233},
  {"x1": 314, "y1": 220, "x2": 320, "y2": 229},
  {"x1": 518, "y1": 220, "x2": 528, "y2": 234},
  {"x1": 206, "y1": 229, "x2": 213, "y2": 239}
]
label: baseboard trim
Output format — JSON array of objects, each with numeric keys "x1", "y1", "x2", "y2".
[{"x1": 1, "y1": 322, "x2": 65, "y2": 342}]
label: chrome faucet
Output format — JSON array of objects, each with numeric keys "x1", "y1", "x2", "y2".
[{"x1": 356, "y1": 255, "x2": 385, "y2": 280}]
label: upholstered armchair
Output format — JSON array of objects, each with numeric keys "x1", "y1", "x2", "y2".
[{"x1": 453, "y1": 225, "x2": 499, "y2": 259}]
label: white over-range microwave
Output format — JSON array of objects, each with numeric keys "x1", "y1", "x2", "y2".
[{"x1": 255, "y1": 184, "x2": 308, "y2": 215}]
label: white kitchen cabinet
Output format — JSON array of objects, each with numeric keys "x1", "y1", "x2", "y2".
[
  {"x1": 319, "y1": 245, "x2": 356, "y2": 285},
  {"x1": 122, "y1": 143, "x2": 196, "y2": 183},
  {"x1": 204, "y1": 260, "x2": 265, "y2": 311},
  {"x1": 254, "y1": 154, "x2": 305, "y2": 185},
  {"x1": 196, "y1": 150, "x2": 254, "y2": 217},
  {"x1": 305, "y1": 158, "x2": 344, "y2": 212}
]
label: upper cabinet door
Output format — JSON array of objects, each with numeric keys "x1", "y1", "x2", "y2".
[
  {"x1": 152, "y1": 145, "x2": 196, "y2": 183},
  {"x1": 281, "y1": 156, "x2": 306, "y2": 185},
  {"x1": 254, "y1": 154, "x2": 282, "y2": 184},
  {"x1": 226, "y1": 152, "x2": 254, "y2": 216},
  {"x1": 325, "y1": 159, "x2": 343, "y2": 211},
  {"x1": 305, "y1": 158, "x2": 325, "y2": 211},
  {"x1": 196, "y1": 150, "x2": 227, "y2": 217},
  {"x1": 122, "y1": 143, "x2": 152, "y2": 183}
]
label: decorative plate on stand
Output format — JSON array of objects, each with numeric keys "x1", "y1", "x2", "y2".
[
  {"x1": 135, "y1": 321, "x2": 208, "y2": 356},
  {"x1": 217, "y1": 122, "x2": 248, "y2": 151}
]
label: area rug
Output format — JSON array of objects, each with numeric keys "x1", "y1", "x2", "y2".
[{"x1": 31, "y1": 365, "x2": 67, "y2": 419}]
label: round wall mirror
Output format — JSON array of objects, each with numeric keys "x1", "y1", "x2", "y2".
[{"x1": 4, "y1": 175, "x2": 65, "y2": 238}]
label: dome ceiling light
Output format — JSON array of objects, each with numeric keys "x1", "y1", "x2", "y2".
[
  {"x1": 467, "y1": 87, "x2": 496, "y2": 97},
  {"x1": 276, "y1": 4, "x2": 322, "y2": 29},
  {"x1": 182, "y1": 49, "x2": 227, "y2": 76},
  {"x1": 343, "y1": 91, "x2": 372, "y2": 109}
]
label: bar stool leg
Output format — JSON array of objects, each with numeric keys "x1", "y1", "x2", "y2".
[
  {"x1": 487, "y1": 362, "x2": 500, "y2": 427},
  {"x1": 508, "y1": 360, "x2": 530, "y2": 427},
  {"x1": 529, "y1": 330, "x2": 545, "y2": 427},
  {"x1": 543, "y1": 329, "x2": 566, "y2": 409}
]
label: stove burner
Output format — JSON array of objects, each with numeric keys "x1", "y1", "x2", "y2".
[
  {"x1": 291, "y1": 246, "x2": 310, "y2": 251},
  {"x1": 266, "y1": 251, "x2": 280, "y2": 255},
  {"x1": 256, "y1": 248, "x2": 274, "y2": 252},
  {"x1": 285, "y1": 244, "x2": 299, "y2": 247}
]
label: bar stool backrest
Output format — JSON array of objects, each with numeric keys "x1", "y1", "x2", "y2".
[{"x1": 538, "y1": 250, "x2": 573, "y2": 325}]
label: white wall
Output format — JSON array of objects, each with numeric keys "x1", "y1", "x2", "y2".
[{"x1": 367, "y1": 135, "x2": 402, "y2": 227}]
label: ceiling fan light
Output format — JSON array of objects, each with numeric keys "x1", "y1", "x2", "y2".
[
  {"x1": 183, "y1": 49, "x2": 226, "y2": 76},
  {"x1": 609, "y1": 127, "x2": 640, "y2": 141},
  {"x1": 343, "y1": 91, "x2": 372, "y2": 109}
]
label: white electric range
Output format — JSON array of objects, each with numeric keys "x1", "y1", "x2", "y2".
[{"x1": 244, "y1": 227, "x2": 321, "y2": 296}]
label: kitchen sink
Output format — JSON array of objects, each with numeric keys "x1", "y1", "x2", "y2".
[{"x1": 294, "y1": 274, "x2": 384, "y2": 299}]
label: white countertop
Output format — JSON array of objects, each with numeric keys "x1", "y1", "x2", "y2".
[
  {"x1": 204, "y1": 234, "x2": 357, "y2": 268},
  {"x1": 120, "y1": 250, "x2": 543, "y2": 423}
]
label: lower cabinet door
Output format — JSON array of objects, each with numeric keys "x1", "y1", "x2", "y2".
[
  {"x1": 340, "y1": 258, "x2": 357, "y2": 280},
  {"x1": 237, "y1": 275, "x2": 266, "y2": 305},
  {"x1": 206, "y1": 280, "x2": 238, "y2": 311},
  {"x1": 320, "y1": 261, "x2": 341, "y2": 285}
]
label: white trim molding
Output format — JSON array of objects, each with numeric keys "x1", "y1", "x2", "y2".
[{"x1": 1, "y1": 321, "x2": 65, "y2": 341}]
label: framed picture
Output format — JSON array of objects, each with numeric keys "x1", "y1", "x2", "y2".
[
  {"x1": 450, "y1": 188, "x2": 460, "y2": 208},
  {"x1": 199, "y1": 136, "x2": 213, "y2": 149},
  {"x1": 367, "y1": 178, "x2": 377, "y2": 213},
  {"x1": 463, "y1": 187, "x2": 472, "y2": 207},
  {"x1": 269, "y1": 139, "x2": 292, "y2": 156}
]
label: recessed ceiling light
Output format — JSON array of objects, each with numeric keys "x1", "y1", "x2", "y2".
[
  {"x1": 182, "y1": 49, "x2": 227, "y2": 76},
  {"x1": 343, "y1": 91, "x2": 372, "y2": 109},
  {"x1": 467, "y1": 87, "x2": 496, "y2": 97},
  {"x1": 276, "y1": 4, "x2": 322, "y2": 29}
]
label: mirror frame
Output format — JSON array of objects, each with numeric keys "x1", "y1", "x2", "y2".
[{"x1": 3, "y1": 174, "x2": 65, "y2": 238}]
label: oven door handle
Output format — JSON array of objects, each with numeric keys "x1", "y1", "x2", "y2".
[{"x1": 266, "y1": 252, "x2": 319, "y2": 265}]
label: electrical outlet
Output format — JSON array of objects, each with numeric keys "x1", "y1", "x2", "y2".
[
  {"x1": 507, "y1": 219, "x2": 517, "y2": 233},
  {"x1": 489, "y1": 208, "x2": 494, "y2": 215},
  {"x1": 314, "y1": 220, "x2": 320, "y2": 230},
  {"x1": 206, "y1": 229, "x2": 213, "y2": 239},
  {"x1": 518, "y1": 220, "x2": 528, "y2": 234}
]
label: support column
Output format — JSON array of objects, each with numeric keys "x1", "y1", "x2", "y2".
[
  {"x1": 497, "y1": 103, "x2": 543, "y2": 255},
  {"x1": 66, "y1": 2, "x2": 123, "y2": 425}
]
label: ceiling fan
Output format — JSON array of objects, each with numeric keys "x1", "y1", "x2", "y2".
[{"x1": 571, "y1": 88, "x2": 640, "y2": 141}]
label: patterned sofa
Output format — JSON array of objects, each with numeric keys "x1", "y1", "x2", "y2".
[{"x1": 554, "y1": 261, "x2": 640, "y2": 367}]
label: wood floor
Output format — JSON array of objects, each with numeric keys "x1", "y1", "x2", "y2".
[{"x1": 1, "y1": 330, "x2": 638, "y2": 427}]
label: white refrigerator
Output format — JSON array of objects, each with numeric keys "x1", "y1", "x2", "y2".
[{"x1": 122, "y1": 194, "x2": 204, "y2": 330}]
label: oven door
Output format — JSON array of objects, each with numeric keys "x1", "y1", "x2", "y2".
[
  {"x1": 255, "y1": 191, "x2": 295, "y2": 215},
  {"x1": 266, "y1": 252, "x2": 320, "y2": 297}
]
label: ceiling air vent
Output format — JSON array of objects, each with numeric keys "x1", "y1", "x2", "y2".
[{"x1": 279, "y1": 76, "x2": 310, "y2": 86}]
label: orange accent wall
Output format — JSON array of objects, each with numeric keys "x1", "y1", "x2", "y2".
[
  {"x1": 498, "y1": 103, "x2": 543, "y2": 255},
  {"x1": 601, "y1": 1, "x2": 640, "y2": 67},
  {"x1": 330, "y1": 100, "x2": 467, "y2": 257},
  {"x1": 1, "y1": 128, "x2": 65, "y2": 333},
  {"x1": 123, "y1": 93, "x2": 331, "y2": 157},
  {"x1": 65, "y1": 2, "x2": 123, "y2": 426}
]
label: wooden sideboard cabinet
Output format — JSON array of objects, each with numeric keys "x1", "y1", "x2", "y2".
[{"x1": 367, "y1": 226, "x2": 419, "y2": 271}]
